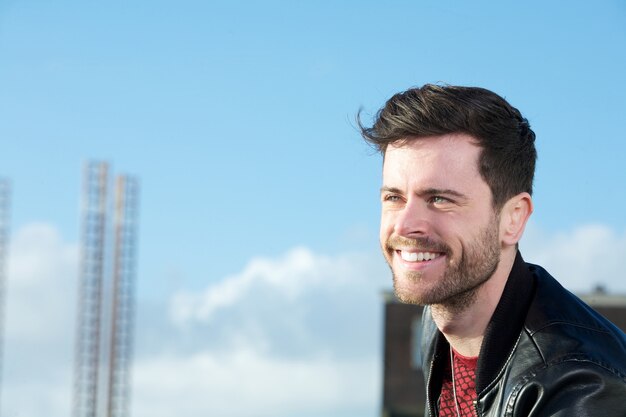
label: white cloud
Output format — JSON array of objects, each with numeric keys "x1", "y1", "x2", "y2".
[
  {"x1": 132, "y1": 349, "x2": 378, "y2": 417},
  {"x1": 172, "y1": 247, "x2": 384, "y2": 358},
  {"x1": 521, "y1": 222, "x2": 626, "y2": 293},
  {"x1": 3, "y1": 223, "x2": 78, "y2": 417},
  {"x1": 2, "y1": 373, "x2": 72, "y2": 417},
  {"x1": 136, "y1": 246, "x2": 388, "y2": 417},
  {"x1": 170, "y1": 247, "x2": 365, "y2": 325}
]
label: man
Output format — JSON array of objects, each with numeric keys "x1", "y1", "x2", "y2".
[{"x1": 359, "y1": 84, "x2": 626, "y2": 416}]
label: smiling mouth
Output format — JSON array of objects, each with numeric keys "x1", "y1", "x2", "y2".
[{"x1": 398, "y1": 250, "x2": 443, "y2": 262}]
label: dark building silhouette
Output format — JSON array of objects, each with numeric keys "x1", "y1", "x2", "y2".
[{"x1": 381, "y1": 289, "x2": 626, "y2": 417}]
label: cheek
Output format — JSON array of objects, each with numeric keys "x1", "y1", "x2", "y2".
[
  {"x1": 379, "y1": 211, "x2": 395, "y2": 240},
  {"x1": 379, "y1": 223, "x2": 389, "y2": 246}
]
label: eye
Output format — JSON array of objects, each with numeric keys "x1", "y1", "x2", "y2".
[
  {"x1": 429, "y1": 195, "x2": 453, "y2": 206},
  {"x1": 382, "y1": 193, "x2": 403, "y2": 203}
]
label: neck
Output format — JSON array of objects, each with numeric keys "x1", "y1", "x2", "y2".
[{"x1": 431, "y1": 248, "x2": 516, "y2": 357}]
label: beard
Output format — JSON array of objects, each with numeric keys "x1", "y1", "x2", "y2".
[{"x1": 384, "y1": 217, "x2": 500, "y2": 311}]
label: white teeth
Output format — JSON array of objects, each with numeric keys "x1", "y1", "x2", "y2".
[
  {"x1": 400, "y1": 251, "x2": 439, "y2": 262},
  {"x1": 401, "y1": 251, "x2": 418, "y2": 262}
]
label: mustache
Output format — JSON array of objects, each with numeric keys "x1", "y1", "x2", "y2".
[{"x1": 385, "y1": 235, "x2": 450, "y2": 254}]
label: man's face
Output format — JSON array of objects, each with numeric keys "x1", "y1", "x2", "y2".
[{"x1": 380, "y1": 134, "x2": 502, "y2": 308}]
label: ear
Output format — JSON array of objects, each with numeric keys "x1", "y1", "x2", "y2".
[{"x1": 499, "y1": 192, "x2": 533, "y2": 246}]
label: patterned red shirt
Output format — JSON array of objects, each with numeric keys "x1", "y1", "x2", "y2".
[{"x1": 438, "y1": 348, "x2": 478, "y2": 417}]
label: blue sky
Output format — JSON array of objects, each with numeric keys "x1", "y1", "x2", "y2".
[{"x1": 1, "y1": 1, "x2": 626, "y2": 417}]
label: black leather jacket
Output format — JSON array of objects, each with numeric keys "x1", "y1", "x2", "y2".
[{"x1": 421, "y1": 252, "x2": 626, "y2": 416}]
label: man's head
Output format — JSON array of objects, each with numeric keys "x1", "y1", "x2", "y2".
[
  {"x1": 359, "y1": 84, "x2": 536, "y2": 210},
  {"x1": 360, "y1": 85, "x2": 536, "y2": 308}
]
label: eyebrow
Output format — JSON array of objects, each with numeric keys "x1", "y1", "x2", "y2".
[
  {"x1": 421, "y1": 188, "x2": 468, "y2": 199},
  {"x1": 380, "y1": 186, "x2": 469, "y2": 200},
  {"x1": 380, "y1": 186, "x2": 403, "y2": 195}
]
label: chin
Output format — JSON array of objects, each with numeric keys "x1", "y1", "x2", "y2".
[
  {"x1": 393, "y1": 280, "x2": 427, "y2": 305},
  {"x1": 394, "y1": 291, "x2": 426, "y2": 306}
]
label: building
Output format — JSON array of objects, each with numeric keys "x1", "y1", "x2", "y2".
[{"x1": 381, "y1": 288, "x2": 626, "y2": 417}]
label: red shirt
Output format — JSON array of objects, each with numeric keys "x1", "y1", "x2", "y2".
[{"x1": 438, "y1": 348, "x2": 478, "y2": 417}]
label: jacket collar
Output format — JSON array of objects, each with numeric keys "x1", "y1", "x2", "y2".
[{"x1": 476, "y1": 251, "x2": 535, "y2": 393}]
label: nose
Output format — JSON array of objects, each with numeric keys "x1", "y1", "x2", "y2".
[{"x1": 393, "y1": 199, "x2": 432, "y2": 238}]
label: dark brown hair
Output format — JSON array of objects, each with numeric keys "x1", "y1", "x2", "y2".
[{"x1": 358, "y1": 84, "x2": 537, "y2": 210}]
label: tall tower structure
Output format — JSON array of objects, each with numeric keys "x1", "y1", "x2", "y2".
[
  {"x1": 0, "y1": 179, "x2": 10, "y2": 417},
  {"x1": 106, "y1": 175, "x2": 139, "y2": 417},
  {"x1": 73, "y1": 162, "x2": 108, "y2": 417},
  {"x1": 73, "y1": 162, "x2": 140, "y2": 417}
]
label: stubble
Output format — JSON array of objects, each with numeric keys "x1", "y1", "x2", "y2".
[{"x1": 386, "y1": 219, "x2": 501, "y2": 313}]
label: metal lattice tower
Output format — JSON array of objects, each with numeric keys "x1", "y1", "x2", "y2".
[
  {"x1": 106, "y1": 175, "x2": 139, "y2": 417},
  {"x1": 0, "y1": 179, "x2": 10, "y2": 417},
  {"x1": 73, "y1": 162, "x2": 109, "y2": 417},
  {"x1": 73, "y1": 162, "x2": 140, "y2": 417}
]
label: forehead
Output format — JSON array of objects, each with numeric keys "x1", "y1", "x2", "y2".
[{"x1": 382, "y1": 134, "x2": 487, "y2": 191}]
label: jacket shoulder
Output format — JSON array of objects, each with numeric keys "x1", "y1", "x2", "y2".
[{"x1": 522, "y1": 263, "x2": 626, "y2": 377}]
